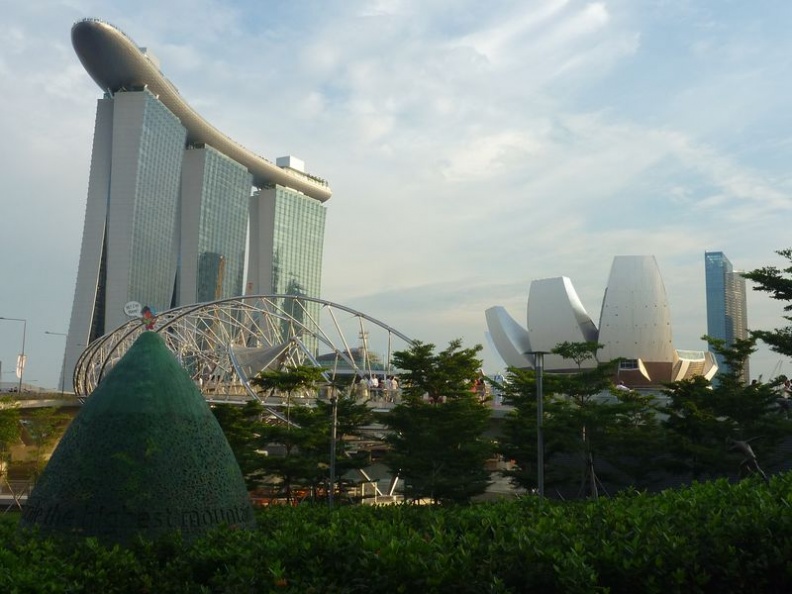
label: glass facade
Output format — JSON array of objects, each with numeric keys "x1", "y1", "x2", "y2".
[
  {"x1": 705, "y1": 251, "x2": 749, "y2": 382},
  {"x1": 270, "y1": 188, "x2": 326, "y2": 297},
  {"x1": 128, "y1": 91, "x2": 187, "y2": 313},
  {"x1": 68, "y1": 86, "x2": 331, "y2": 373},
  {"x1": 705, "y1": 252, "x2": 730, "y2": 345},
  {"x1": 193, "y1": 147, "x2": 252, "y2": 302},
  {"x1": 270, "y1": 187, "x2": 326, "y2": 352},
  {"x1": 725, "y1": 271, "x2": 748, "y2": 350}
]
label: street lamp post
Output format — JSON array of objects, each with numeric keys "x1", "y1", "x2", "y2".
[
  {"x1": 530, "y1": 351, "x2": 548, "y2": 498},
  {"x1": 45, "y1": 331, "x2": 67, "y2": 394},
  {"x1": 0, "y1": 317, "x2": 27, "y2": 394},
  {"x1": 328, "y1": 386, "x2": 338, "y2": 508}
]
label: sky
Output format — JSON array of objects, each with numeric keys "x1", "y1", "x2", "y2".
[{"x1": 1, "y1": 0, "x2": 791, "y2": 390}]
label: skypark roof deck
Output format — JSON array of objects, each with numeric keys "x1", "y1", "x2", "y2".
[{"x1": 71, "y1": 18, "x2": 331, "y2": 202}]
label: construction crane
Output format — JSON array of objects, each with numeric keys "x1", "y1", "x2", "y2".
[{"x1": 214, "y1": 256, "x2": 226, "y2": 300}]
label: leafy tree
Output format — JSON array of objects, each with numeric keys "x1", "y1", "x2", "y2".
[
  {"x1": 500, "y1": 345, "x2": 665, "y2": 497},
  {"x1": 742, "y1": 247, "x2": 792, "y2": 359},
  {"x1": 23, "y1": 406, "x2": 71, "y2": 479},
  {"x1": 243, "y1": 365, "x2": 325, "y2": 502},
  {"x1": 601, "y1": 387, "x2": 667, "y2": 489},
  {"x1": 498, "y1": 366, "x2": 544, "y2": 492},
  {"x1": 659, "y1": 336, "x2": 792, "y2": 480},
  {"x1": 251, "y1": 404, "x2": 330, "y2": 504},
  {"x1": 552, "y1": 341, "x2": 602, "y2": 369},
  {"x1": 539, "y1": 352, "x2": 616, "y2": 497},
  {"x1": 212, "y1": 400, "x2": 267, "y2": 487},
  {"x1": 214, "y1": 384, "x2": 373, "y2": 503},
  {"x1": 651, "y1": 247, "x2": 792, "y2": 484},
  {"x1": 383, "y1": 340, "x2": 494, "y2": 504},
  {"x1": 394, "y1": 339, "x2": 485, "y2": 404},
  {"x1": 251, "y1": 391, "x2": 373, "y2": 504},
  {"x1": 250, "y1": 364, "x2": 326, "y2": 425},
  {"x1": 315, "y1": 392, "x2": 374, "y2": 498},
  {"x1": 0, "y1": 397, "x2": 21, "y2": 471}
]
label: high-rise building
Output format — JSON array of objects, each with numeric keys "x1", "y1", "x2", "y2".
[
  {"x1": 246, "y1": 164, "x2": 328, "y2": 353},
  {"x1": 705, "y1": 251, "x2": 749, "y2": 383},
  {"x1": 62, "y1": 19, "x2": 332, "y2": 388},
  {"x1": 179, "y1": 145, "x2": 252, "y2": 305}
]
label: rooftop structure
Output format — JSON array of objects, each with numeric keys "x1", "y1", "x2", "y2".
[{"x1": 71, "y1": 19, "x2": 331, "y2": 201}]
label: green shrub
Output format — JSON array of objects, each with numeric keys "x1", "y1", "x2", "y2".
[{"x1": 2, "y1": 473, "x2": 791, "y2": 592}]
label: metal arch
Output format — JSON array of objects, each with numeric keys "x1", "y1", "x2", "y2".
[
  {"x1": 74, "y1": 295, "x2": 414, "y2": 400},
  {"x1": 201, "y1": 294, "x2": 413, "y2": 343},
  {"x1": 73, "y1": 299, "x2": 219, "y2": 396}
]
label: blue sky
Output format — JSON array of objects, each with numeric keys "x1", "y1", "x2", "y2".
[{"x1": 1, "y1": 0, "x2": 791, "y2": 390}]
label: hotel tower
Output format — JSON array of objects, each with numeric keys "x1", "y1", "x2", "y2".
[{"x1": 62, "y1": 19, "x2": 331, "y2": 388}]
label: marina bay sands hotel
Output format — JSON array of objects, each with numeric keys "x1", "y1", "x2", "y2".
[{"x1": 62, "y1": 19, "x2": 332, "y2": 385}]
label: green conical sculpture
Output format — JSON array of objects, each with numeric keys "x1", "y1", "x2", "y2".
[{"x1": 21, "y1": 331, "x2": 255, "y2": 543}]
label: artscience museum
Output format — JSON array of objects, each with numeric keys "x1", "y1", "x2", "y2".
[{"x1": 486, "y1": 255, "x2": 718, "y2": 387}]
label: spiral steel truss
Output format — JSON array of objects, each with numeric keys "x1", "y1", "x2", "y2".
[{"x1": 73, "y1": 295, "x2": 413, "y2": 401}]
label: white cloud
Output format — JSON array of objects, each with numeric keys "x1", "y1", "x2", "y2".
[
  {"x1": 670, "y1": 139, "x2": 792, "y2": 211},
  {"x1": 553, "y1": 30, "x2": 640, "y2": 78},
  {"x1": 441, "y1": 130, "x2": 543, "y2": 182},
  {"x1": 357, "y1": 0, "x2": 409, "y2": 18},
  {"x1": 458, "y1": 0, "x2": 571, "y2": 62},
  {"x1": 1, "y1": 0, "x2": 791, "y2": 387},
  {"x1": 542, "y1": 2, "x2": 610, "y2": 48}
]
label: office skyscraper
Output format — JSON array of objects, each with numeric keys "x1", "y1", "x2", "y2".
[
  {"x1": 705, "y1": 251, "x2": 749, "y2": 383},
  {"x1": 248, "y1": 180, "x2": 327, "y2": 339},
  {"x1": 63, "y1": 19, "x2": 332, "y2": 387}
]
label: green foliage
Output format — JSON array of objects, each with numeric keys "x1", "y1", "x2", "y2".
[
  {"x1": 249, "y1": 364, "x2": 326, "y2": 426},
  {"x1": 742, "y1": 247, "x2": 792, "y2": 358},
  {"x1": 211, "y1": 400, "x2": 267, "y2": 486},
  {"x1": 547, "y1": 365, "x2": 619, "y2": 407},
  {"x1": 384, "y1": 340, "x2": 494, "y2": 503},
  {"x1": 0, "y1": 397, "x2": 21, "y2": 466},
  {"x1": 23, "y1": 406, "x2": 71, "y2": 477},
  {"x1": 659, "y1": 337, "x2": 792, "y2": 480},
  {"x1": 250, "y1": 364, "x2": 326, "y2": 397},
  {"x1": 552, "y1": 340, "x2": 603, "y2": 369},
  {"x1": 498, "y1": 367, "x2": 542, "y2": 490},
  {"x1": 3, "y1": 473, "x2": 792, "y2": 592},
  {"x1": 213, "y1": 392, "x2": 373, "y2": 504},
  {"x1": 599, "y1": 388, "x2": 665, "y2": 488},
  {"x1": 393, "y1": 339, "x2": 483, "y2": 404},
  {"x1": 500, "y1": 348, "x2": 662, "y2": 496},
  {"x1": 384, "y1": 396, "x2": 494, "y2": 504},
  {"x1": 500, "y1": 327, "x2": 792, "y2": 495},
  {"x1": 246, "y1": 364, "x2": 327, "y2": 502}
]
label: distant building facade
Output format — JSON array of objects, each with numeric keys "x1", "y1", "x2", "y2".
[
  {"x1": 705, "y1": 251, "x2": 749, "y2": 383},
  {"x1": 62, "y1": 19, "x2": 332, "y2": 387},
  {"x1": 486, "y1": 255, "x2": 718, "y2": 387}
]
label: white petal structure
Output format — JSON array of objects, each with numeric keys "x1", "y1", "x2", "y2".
[
  {"x1": 485, "y1": 255, "x2": 718, "y2": 386},
  {"x1": 527, "y1": 277, "x2": 598, "y2": 371},
  {"x1": 598, "y1": 256, "x2": 674, "y2": 382},
  {"x1": 485, "y1": 307, "x2": 534, "y2": 368}
]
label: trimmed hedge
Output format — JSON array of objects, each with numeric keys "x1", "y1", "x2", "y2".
[{"x1": 2, "y1": 473, "x2": 791, "y2": 593}]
